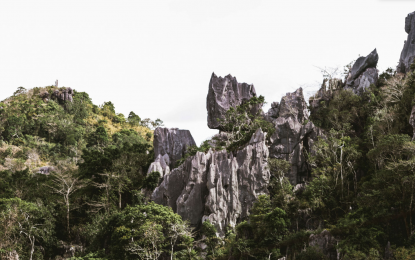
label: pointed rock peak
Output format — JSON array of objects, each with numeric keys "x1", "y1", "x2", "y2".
[
  {"x1": 348, "y1": 49, "x2": 379, "y2": 81},
  {"x1": 207, "y1": 73, "x2": 258, "y2": 130},
  {"x1": 399, "y1": 11, "x2": 415, "y2": 73},
  {"x1": 405, "y1": 11, "x2": 415, "y2": 34},
  {"x1": 278, "y1": 87, "x2": 309, "y2": 123}
]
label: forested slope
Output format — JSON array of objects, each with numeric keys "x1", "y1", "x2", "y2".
[{"x1": 2, "y1": 10, "x2": 415, "y2": 260}]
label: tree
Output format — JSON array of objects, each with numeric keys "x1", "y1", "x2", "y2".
[
  {"x1": 46, "y1": 163, "x2": 85, "y2": 238},
  {"x1": 128, "y1": 111, "x2": 141, "y2": 126},
  {"x1": 95, "y1": 202, "x2": 191, "y2": 260},
  {"x1": 0, "y1": 198, "x2": 54, "y2": 260},
  {"x1": 217, "y1": 95, "x2": 275, "y2": 151},
  {"x1": 87, "y1": 126, "x2": 108, "y2": 148}
]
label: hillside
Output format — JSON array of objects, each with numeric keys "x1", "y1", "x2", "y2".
[{"x1": 2, "y1": 10, "x2": 415, "y2": 260}]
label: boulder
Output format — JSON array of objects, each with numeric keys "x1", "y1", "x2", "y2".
[
  {"x1": 152, "y1": 128, "x2": 270, "y2": 236},
  {"x1": 207, "y1": 73, "x2": 259, "y2": 130},
  {"x1": 309, "y1": 230, "x2": 339, "y2": 260},
  {"x1": 398, "y1": 11, "x2": 415, "y2": 73},
  {"x1": 38, "y1": 166, "x2": 54, "y2": 175},
  {"x1": 153, "y1": 127, "x2": 197, "y2": 171},
  {"x1": 345, "y1": 49, "x2": 379, "y2": 94}
]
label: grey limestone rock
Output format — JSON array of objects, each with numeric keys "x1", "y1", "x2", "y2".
[
  {"x1": 268, "y1": 88, "x2": 322, "y2": 184},
  {"x1": 39, "y1": 91, "x2": 50, "y2": 100},
  {"x1": 265, "y1": 101, "x2": 280, "y2": 121},
  {"x1": 147, "y1": 154, "x2": 170, "y2": 177},
  {"x1": 345, "y1": 49, "x2": 379, "y2": 94},
  {"x1": 51, "y1": 87, "x2": 73, "y2": 103},
  {"x1": 152, "y1": 128, "x2": 270, "y2": 236},
  {"x1": 309, "y1": 78, "x2": 343, "y2": 111},
  {"x1": 398, "y1": 11, "x2": 415, "y2": 73},
  {"x1": 385, "y1": 241, "x2": 394, "y2": 260},
  {"x1": 207, "y1": 73, "x2": 259, "y2": 130},
  {"x1": 309, "y1": 230, "x2": 339, "y2": 260},
  {"x1": 38, "y1": 166, "x2": 54, "y2": 175},
  {"x1": 153, "y1": 127, "x2": 196, "y2": 171}
]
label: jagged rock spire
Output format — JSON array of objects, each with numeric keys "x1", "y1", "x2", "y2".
[{"x1": 398, "y1": 11, "x2": 415, "y2": 73}]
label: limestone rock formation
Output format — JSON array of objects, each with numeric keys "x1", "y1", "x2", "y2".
[
  {"x1": 345, "y1": 49, "x2": 379, "y2": 94},
  {"x1": 51, "y1": 87, "x2": 73, "y2": 103},
  {"x1": 38, "y1": 166, "x2": 54, "y2": 175},
  {"x1": 398, "y1": 11, "x2": 415, "y2": 73},
  {"x1": 152, "y1": 128, "x2": 270, "y2": 236},
  {"x1": 207, "y1": 73, "x2": 258, "y2": 130},
  {"x1": 309, "y1": 230, "x2": 339, "y2": 260},
  {"x1": 309, "y1": 78, "x2": 343, "y2": 111},
  {"x1": 39, "y1": 91, "x2": 50, "y2": 100},
  {"x1": 266, "y1": 88, "x2": 322, "y2": 184},
  {"x1": 148, "y1": 127, "x2": 196, "y2": 177}
]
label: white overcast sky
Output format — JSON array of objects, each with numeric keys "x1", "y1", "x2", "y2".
[{"x1": 0, "y1": 0, "x2": 414, "y2": 144}]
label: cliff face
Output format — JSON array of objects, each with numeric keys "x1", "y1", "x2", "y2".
[
  {"x1": 147, "y1": 127, "x2": 196, "y2": 177},
  {"x1": 151, "y1": 74, "x2": 324, "y2": 234},
  {"x1": 152, "y1": 128, "x2": 269, "y2": 236},
  {"x1": 398, "y1": 11, "x2": 415, "y2": 73}
]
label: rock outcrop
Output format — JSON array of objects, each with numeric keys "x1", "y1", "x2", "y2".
[
  {"x1": 345, "y1": 49, "x2": 379, "y2": 94},
  {"x1": 51, "y1": 87, "x2": 73, "y2": 103},
  {"x1": 266, "y1": 88, "x2": 322, "y2": 184},
  {"x1": 398, "y1": 11, "x2": 415, "y2": 73},
  {"x1": 152, "y1": 128, "x2": 270, "y2": 236},
  {"x1": 38, "y1": 166, "x2": 54, "y2": 175},
  {"x1": 309, "y1": 78, "x2": 343, "y2": 111},
  {"x1": 309, "y1": 230, "x2": 339, "y2": 260},
  {"x1": 148, "y1": 127, "x2": 196, "y2": 177},
  {"x1": 207, "y1": 73, "x2": 259, "y2": 130}
]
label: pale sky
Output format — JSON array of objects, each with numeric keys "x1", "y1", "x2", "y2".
[{"x1": 0, "y1": 0, "x2": 414, "y2": 144}]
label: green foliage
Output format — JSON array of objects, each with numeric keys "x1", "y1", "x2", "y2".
[
  {"x1": 127, "y1": 111, "x2": 141, "y2": 126},
  {"x1": 143, "y1": 171, "x2": 161, "y2": 190},
  {"x1": 86, "y1": 202, "x2": 193, "y2": 260},
  {"x1": 296, "y1": 247, "x2": 327, "y2": 260},
  {"x1": 0, "y1": 198, "x2": 55, "y2": 260},
  {"x1": 221, "y1": 195, "x2": 288, "y2": 259},
  {"x1": 218, "y1": 95, "x2": 275, "y2": 152},
  {"x1": 0, "y1": 85, "x2": 161, "y2": 259},
  {"x1": 175, "y1": 139, "x2": 213, "y2": 168}
]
